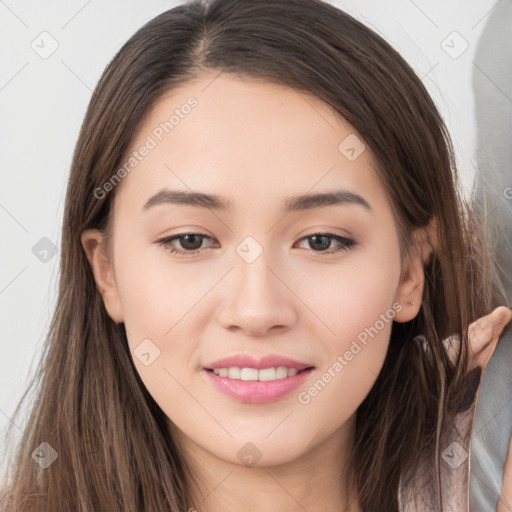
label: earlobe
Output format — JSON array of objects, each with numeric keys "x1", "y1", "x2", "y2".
[
  {"x1": 393, "y1": 263, "x2": 424, "y2": 323},
  {"x1": 80, "y1": 229, "x2": 124, "y2": 323}
]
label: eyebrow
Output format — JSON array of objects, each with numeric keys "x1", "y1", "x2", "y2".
[{"x1": 142, "y1": 188, "x2": 372, "y2": 213}]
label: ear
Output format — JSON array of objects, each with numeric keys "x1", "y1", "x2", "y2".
[
  {"x1": 393, "y1": 219, "x2": 437, "y2": 323},
  {"x1": 80, "y1": 229, "x2": 124, "y2": 323}
]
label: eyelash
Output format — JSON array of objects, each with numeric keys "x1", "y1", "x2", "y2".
[{"x1": 155, "y1": 232, "x2": 357, "y2": 257}]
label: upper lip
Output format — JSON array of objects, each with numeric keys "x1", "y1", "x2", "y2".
[{"x1": 204, "y1": 354, "x2": 314, "y2": 371}]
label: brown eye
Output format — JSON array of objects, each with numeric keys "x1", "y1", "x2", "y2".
[
  {"x1": 156, "y1": 233, "x2": 215, "y2": 255},
  {"x1": 296, "y1": 233, "x2": 356, "y2": 254},
  {"x1": 174, "y1": 234, "x2": 205, "y2": 251},
  {"x1": 155, "y1": 232, "x2": 356, "y2": 257}
]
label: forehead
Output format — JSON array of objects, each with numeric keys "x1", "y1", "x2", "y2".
[{"x1": 112, "y1": 72, "x2": 386, "y2": 216}]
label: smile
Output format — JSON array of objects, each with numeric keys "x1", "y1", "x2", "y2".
[{"x1": 210, "y1": 366, "x2": 304, "y2": 381}]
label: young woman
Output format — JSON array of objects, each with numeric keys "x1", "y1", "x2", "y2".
[{"x1": 1, "y1": 0, "x2": 511, "y2": 510}]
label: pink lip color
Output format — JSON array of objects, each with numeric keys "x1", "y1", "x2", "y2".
[
  {"x1": 204, "y1": 353, "x2": 312, "y2": 371},
  {"x1": 203, "y1": 368, "x2": 314, "y2": 403},
  {"x1": 202, "y1": 354, "x2": 314, "y2": 403}
]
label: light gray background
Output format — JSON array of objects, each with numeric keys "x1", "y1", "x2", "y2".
[{"x1": 1, "y1": 0, "x2": 511, "y2": 504}]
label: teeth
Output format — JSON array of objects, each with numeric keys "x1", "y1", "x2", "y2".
[
  {"x1": 212, "y1": 366, "x2": 302, "y2": 381},
  {"x1": 228, "y1": 367, "x2": 241, "y2": 379},
  {"x1": 240, "y1": 367, "x2": 259, "y2": 380},
  {"x1": 259, "y1": 367, "x2": 277, "y2": 381}
]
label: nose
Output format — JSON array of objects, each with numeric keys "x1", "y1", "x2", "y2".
[{"x1": 217, "y1": 249, "x2": 298, "y2": 337}]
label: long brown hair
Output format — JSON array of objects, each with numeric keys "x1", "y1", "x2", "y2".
[{"x1": 1, "y1": 0, "x2": 503, "y2": 510}]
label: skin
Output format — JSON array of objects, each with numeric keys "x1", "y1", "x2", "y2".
[{"x1": 81, "y1": 73, "x2": 433, "y2": 512}]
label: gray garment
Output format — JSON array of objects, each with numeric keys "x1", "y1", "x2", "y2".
[
  {"x1": 470, "y1": 0, "x2": 512, "y2": 510},
  {"x1": 470, "y1": 323, "x2": 512, "y2": 511}
]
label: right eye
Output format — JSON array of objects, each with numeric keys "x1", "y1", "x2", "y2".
[{"x1": 155, "y1": 233, "x2": 216, "y2": 255}]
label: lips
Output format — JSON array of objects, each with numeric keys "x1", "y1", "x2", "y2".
[
  {"x1": 202, "y1": 353, "x2": 315, "y2": 403},
  {"x1": 204, "y1": 353, "x2": 314, "y2": 371}
]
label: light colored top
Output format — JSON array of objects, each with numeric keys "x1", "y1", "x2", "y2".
[{"x1": 398, "y1": 310, "x2": 512, "y2": 511}]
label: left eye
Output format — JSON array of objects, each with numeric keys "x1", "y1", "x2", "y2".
[
  {"x1": 155, "y1": 232, "x2": 356, "y2": 256},
  {"x1": 156, "y1": 233, "x2": 216, "y2": 254},
  {"x1": 296, "y1": 233, "x2": 356, "y2": 254}
]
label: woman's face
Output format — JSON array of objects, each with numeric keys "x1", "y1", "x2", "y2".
[{"x1": 82, "y1": 73, "x2": 423, "y2": 468}]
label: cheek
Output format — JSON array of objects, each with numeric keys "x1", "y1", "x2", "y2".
[
  {"x1": 297, "y1": 240, "x2": 401, "y2": 346},
  {"x1": 297, "y1": 295, "x2": 395, "y2": 440},
  {"x1": 113, "y1": 241, "x2": 200, "y2": 339},
  {"x1": 113, "y1": 241, "x2": 211, "y2": 387},
  {"x1": 113, "y1": 253, "x2": 197, "y2": 412},
  {"x1": 115, "y1": 261, "x2": 170, "y2": 338},
  {"x1": 295, "y1": 241, "x2": 400, "y2": 408}
]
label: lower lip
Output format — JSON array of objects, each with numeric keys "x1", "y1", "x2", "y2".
[{"x1": 203, "y1": 368, "x2": 314, "y2": 403}]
